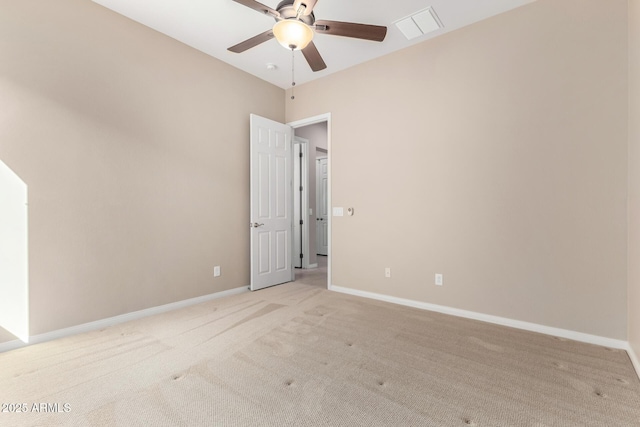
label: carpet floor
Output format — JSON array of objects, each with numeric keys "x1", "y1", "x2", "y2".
[{"x1": 1, "y1": 271, "x2": 639, "y2": 426}]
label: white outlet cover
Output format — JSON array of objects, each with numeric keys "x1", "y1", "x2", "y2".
[
  {"x1": 435, "y1": 274, "x2": 443, "y2": 286},
  {"x1": 333, "y1": 207, "x2": 344, "y2": 216},
  {"x1": 214, "y1": 266, "x2": 221, "y2": 277}
]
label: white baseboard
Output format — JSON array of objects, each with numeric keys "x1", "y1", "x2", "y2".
[
  {"x1": 329, "y1": 285, "x2": 628, "y2": 350},
  {"x1": 0, "y1": 286, "x2": 248, "y2": 354}
]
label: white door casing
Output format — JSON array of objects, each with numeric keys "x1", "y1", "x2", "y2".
[
  {"x1": 316, "y1": 157, "x2": 328, "y2": 256},
  {"x1": 293, "y1": 137, "x2": 310, "y2": 269},
  {"x1": 293, "y1": 143, "x2": 302, "y2": 269},
  {"x1": 250, "y1": 114, "x2": 293, "y2": 291}
]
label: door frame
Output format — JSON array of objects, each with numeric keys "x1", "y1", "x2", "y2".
[
  {"x1": 288, "y1": 113, "x2": 331, "y2": 290},
  {"x1": 293, "y1": 137, "x2": 310, "y2": 269}
]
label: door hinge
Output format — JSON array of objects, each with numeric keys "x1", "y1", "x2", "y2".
[
  {"x1": 299, "y1": 186, "x2": 303, "y2": 192},
  {"x1": 300, "y1": 219, "x2": 304, "y2": 225},
  {"x1": 299, "y1": 152, "x2": 303, "y2": 158},
  {"x1": 300, "y1": 253, "x2": 304, "y2": 259}
]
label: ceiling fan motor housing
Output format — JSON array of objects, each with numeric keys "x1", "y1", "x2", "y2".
[{"x1": 276, "y1": 0, "x2": 315, "y2": 25}]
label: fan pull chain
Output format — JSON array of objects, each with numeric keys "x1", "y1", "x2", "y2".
[{"x1": 291, "y1": 48, "x2": 296, "y2": 101}]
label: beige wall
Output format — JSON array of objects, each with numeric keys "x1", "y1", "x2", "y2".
[
  {"x1": 286, "y1": 0, "x2": 629, "y2": 339},
  {"x1": 629, "y1": 0, "x2": 640, "y2": 358},
  {"x1": 0, "y1": 0, "x2": 284, "y2": 342},
  {"x1": 294, "y1": 122, "x2": 328, "y2": 266}
]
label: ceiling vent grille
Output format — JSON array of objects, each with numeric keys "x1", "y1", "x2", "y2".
[{"x1": 395, "y1": 7, "x2": 443, "y2": 40}]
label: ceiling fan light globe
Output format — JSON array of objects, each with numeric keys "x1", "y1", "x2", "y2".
[{"x1": 273, "y1": 19, "x2": 313, "y2": 51}]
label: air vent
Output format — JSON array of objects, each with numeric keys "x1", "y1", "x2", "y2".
[{"x1": 395, "y1": 7, "x2": 442, "y2": 40}]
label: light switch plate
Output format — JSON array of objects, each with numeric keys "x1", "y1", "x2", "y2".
[{"x1": 435, "y1": 274, "x2": 443, "y2": 286}]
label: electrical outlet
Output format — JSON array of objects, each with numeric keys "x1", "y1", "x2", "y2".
[
  {"x1": 385, "y1": 267, "x2": 391, "y2": 278},
  {"x1": 214, "y1": 266, "x2": 221, "y2": 277},
  {"x1": 435, "y1": 273, "x2": 443, "y2": 286}
]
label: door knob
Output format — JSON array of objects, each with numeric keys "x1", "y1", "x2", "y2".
[{"x1": 251, "y1": 222, "x2": 265, "y2": 228}]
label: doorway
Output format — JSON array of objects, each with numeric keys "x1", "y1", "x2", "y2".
[{"x1": 289, "y1": 114, "x2": 331, "y2": 290}]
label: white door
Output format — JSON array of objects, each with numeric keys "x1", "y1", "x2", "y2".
[
  {"x1": 316, "y1": 158, "x2": 328, "y2": 256},
  {"x1": 250, "y1": 114, "x2": 293, "y2": 291}
]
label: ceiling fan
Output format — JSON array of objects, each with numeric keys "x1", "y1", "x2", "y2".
[{"x1": 228, "y1": 0, "x2": 388, "y2": 72}]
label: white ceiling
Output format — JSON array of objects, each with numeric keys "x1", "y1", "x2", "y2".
[{"x1": 92, "y1": 0, "x2": 536, "y2": 89}]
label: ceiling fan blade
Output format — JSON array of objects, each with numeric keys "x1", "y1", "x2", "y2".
[
  {"x1": 293, "y1": 0, "x2": 318, "y2": 16},
  {"x1": 228, "y1": 30, "x2": 275, "y2": 53},
  {"x1": 301, "y1": 41, "x2": 327, "y2": 72},
  {"x1": 231, "y1": 0, "x2": 280, "y2": 18},
  {"x1": 315, "y1": 20, "x2": 387, "y2": 42}
]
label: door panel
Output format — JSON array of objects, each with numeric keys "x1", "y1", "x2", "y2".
[
  {"x1": 276, "y1": 155, "x2": 287, "y2": 217},
  {"x1": 250, "y1": 114, "x2": 293, "y2": 291},
  {"x1": 258, "y1": 153, "x2": 271, "y2": 218},
  {"x1": 258, "y1": 232, "x2": 271, "y2": 274},
  {"x1": 276, "y1": 230, "x2": 288, "y2": 271}
]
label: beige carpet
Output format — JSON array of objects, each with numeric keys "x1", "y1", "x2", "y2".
[
  {"x1": 294, "y1": 255, "x2": 328, "y2": 289},
  {"x1": 1, "y1": 277, "x2": 639, "y2": 426}
]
